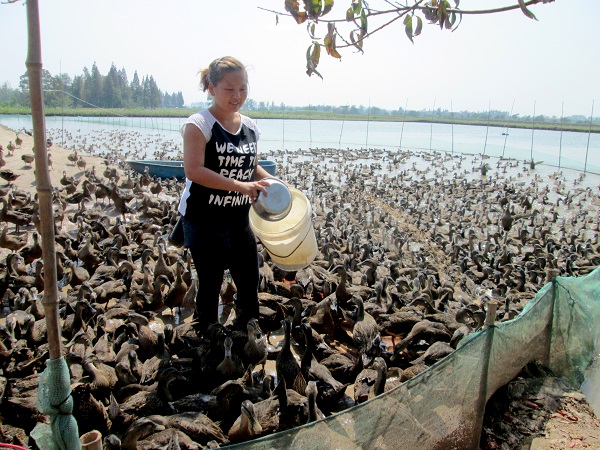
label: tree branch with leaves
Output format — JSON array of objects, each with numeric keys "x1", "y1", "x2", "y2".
[{"x1": 262, "y1": 0, "x2": 555, "y2": 78}]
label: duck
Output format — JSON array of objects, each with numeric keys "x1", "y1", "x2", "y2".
[
  {"x1": 243, "y1": 318, "x2": 268, "y2": 372},
  {"x1": 146, "y1": 411, "x2": 229, "y2": 447},
  {"x1": 300, "y1": 323, "x2": 346, "y2": 409},
  {"x1": 216, "y1": 335, "x2": 245, "y2": 382},
  {"x1": 5, "y1": 141, "x2": 15, "y2": 156},
  {"x1": 305, "y1": 380, "x2": 326, "y2": 422},
  {"x1": 391, "y1": 319, "x2": 453, "y2": 360},
  {"x1": 70, "y1": 381, "x2": 112, "y2": 436},
  {"x1": 81, "y1": 353, "x2": 118, "y2": 402},
  {"x1": 353, "y1": 356, "x2": 387, "y2": 404},
  {"x1": 119, "y1": 417, "x2": 167, "y2": 450},
  {"x1": 164, "y1": 260, "x2": 188, "y2": 317},
  {"x1": 149, "y1": 274, "x2": 171, "y2": 311},
  {"x1": 0, "y1": 197, "x2": 31, "y2": 232},
  {"x1": 377, "y1": 308, "x2": 423, "y2": 346},
  {"x1": 63, "y1": 258, "x2": 91, "y2": 288},
  {"x1": 302, "y1": 295, "x2": 337, "y2": 341},
  {"x1": 0, "y1": 225, "x2": 28, "y2": 252},
  {"x1": 0, "y1": 169, "x2": 20, "y2": 185},
  {"x1": 140, "y1": 332, "x2": 171, "y2": 385},
  {"x1": 275, "y1": 318, "x2": 300, "y2": 390},
  {"x1": 409, "y1": 340, "x2": 455, "y2": 366},
  {"x1": 227, "y1": 399, "x2": 263, "y2": 444},
  {"x1": 351, "y1": 295, "x2": 381, "y2": 365},
  {"x1": 21, "y1": 153, "x2": 34, "y2": 167},
  {"x1": 119, "y1": 367, "x2": 187, "y2": 427},
  {"x1": 19, "y1": 231, "x2": 42, "y2": 265}
]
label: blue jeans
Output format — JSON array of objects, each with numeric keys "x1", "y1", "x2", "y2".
[{"x1": 183, "y1": 216, "x2": 259, "y2": 333}]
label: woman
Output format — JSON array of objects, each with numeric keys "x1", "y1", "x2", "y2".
[{"x1": 178, "y1": 56, "x2": 273, "y2": 335}]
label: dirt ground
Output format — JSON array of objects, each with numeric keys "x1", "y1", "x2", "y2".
[{"x1": 482, "y1": 363, "x2": 600, "y2": 449}]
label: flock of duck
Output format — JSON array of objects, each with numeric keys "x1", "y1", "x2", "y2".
[{"x1": 0, "y1": 126, "x2": 599, "y2": 449}]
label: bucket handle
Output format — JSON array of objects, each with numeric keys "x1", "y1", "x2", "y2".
[{"x1": 260, "y1": 222, "x2": 313, "y2": 260}]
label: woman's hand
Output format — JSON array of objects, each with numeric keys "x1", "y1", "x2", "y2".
[{"x1": 239, "y1": 179, "x2": 271, "y2": 203}]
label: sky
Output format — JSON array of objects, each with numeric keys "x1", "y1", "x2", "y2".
[{"x1": 1, "y1": 0, "x2": 598, "y2": 118}]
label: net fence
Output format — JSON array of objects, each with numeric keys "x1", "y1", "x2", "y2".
[{"x1": 225, "y1": 266, "x2": 600, "y2": 449}]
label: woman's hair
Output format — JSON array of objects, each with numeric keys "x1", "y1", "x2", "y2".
[{"x1": 199, "y1": 56, "x2": 247, "y2": 92}]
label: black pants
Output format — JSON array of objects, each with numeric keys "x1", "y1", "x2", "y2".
[{"x1": 183, "y1": 216, "x2": 259, "y2": 333}]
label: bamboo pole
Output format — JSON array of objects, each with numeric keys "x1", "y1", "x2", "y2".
[{"x1": 26, "y1": 0, "x2": 63, "y2": 360}]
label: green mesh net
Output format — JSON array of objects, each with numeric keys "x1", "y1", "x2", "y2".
[
  {"x1": 35, "y1": 357, "x2": 81, "y2": 450},
  {"x1": 225, "y1": 266, "x2": 600, "y2": 449}
]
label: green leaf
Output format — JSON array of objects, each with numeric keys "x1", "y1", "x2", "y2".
[
  {"x1": 517, "y1": 0, "x2": 538, "y2": 20},
  {"x1": 403, "y1": 15, "x2": 414, "y2": 44},
  {"x1": 307, "y1": 22, "x2": 317, "y2": 38},
  {"x1": 346, "y1": 6, "x2": 355, "y2": 20},
  {"x1": 438, "y1": 1, "x2": 447, "y2": 29},
  {"x1": 350, "y1": 29, "x2": 364, "y2": 52},
  {"x1": 322, "y1": 0, "x2": 334, "y2": 16},
  {"x1": 447, "y1": 11, "x2": 456, "y2": 28},
  {"x1": 303, "y1": 0, "x2": 322, "y2": 20},
  {"x1": 414, "y1": 15, "x2": 423, "y2": 36},
  {"x1": 305, "y1": 43, "x2": 323, "y2": 78},
  {"x1": 360, "y1": 9, "x2": 368, "y2": 33},
  {"x1": 352, "y1": 0, "x2": 362, "y2": 15}
]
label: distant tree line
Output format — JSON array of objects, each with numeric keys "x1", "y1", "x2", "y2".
[
  {"x1": 0, "y1": 67, "x2": 596, "y2": 125},
  {"x1": 0, "y1": 62, "x2": 184, "y2": 109}
]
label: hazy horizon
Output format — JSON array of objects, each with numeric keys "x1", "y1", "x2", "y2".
[{"x1": 1, "y1": 0, "x2": 598, "y2": 118}]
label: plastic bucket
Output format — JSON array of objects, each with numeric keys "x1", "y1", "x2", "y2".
[
  {"x1": 258, "y1": 159, "x2": 277, "y2": 176},
  {"x1": 250, "y1": 187, "x2": 318, "y2": 271},
  {"x1": 80, "y1": 430, "x2": 102, "y2": 449}
]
